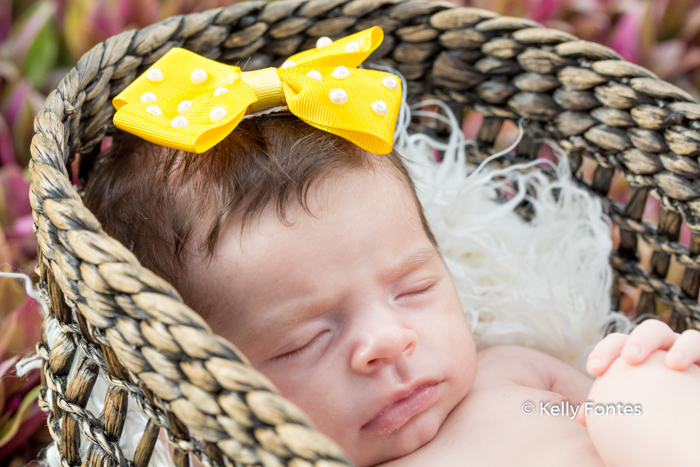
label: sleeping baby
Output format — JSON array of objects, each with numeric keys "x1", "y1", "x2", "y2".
[
  {"x1": 85, "y1": 115, "x2": 700, "y2": 467},
  {"x1": 84, "y1": 29, "x2": 700, "y2": 466}
]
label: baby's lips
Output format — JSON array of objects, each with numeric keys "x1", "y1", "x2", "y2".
[{"x1": 361, "y1": 381, "x2": 440, "y2": 434}]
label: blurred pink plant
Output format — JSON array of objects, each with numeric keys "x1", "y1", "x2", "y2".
[
  {"x1": 0, "y1": 157, "x2": 45, "y2": 467},
  {"x1": 1, "y1": 1, "x2": 60, "y2": 167},
  {"x1": 62, "y1": 0, "x2": 244, "y2": 59},
  {"x1": 0, "y1": 297, "x2": 46, "y2": 465},
  {"x1": 1, "y1": 0, "x2": 700, "y2": 462},
  {"x1": 609, "y1": 3, "x2": 645, "y2": 62},
  {"x1": 0, "y1": 3, "x2": 56, "y2": 463}
]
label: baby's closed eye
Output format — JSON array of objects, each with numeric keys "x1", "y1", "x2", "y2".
[
  {"x1": 271, "y1": 330, "x2": 331, "y2": 362},
  {"x1": 398, "y1": 281, "x2": 436, "y2": 298},
  {"x1": 394, "y1": 278, "x2": 441, "y2": 305}
]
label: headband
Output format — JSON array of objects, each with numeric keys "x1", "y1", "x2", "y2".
[{"x1": 112, "y1": 27, "x2": 402, "y2": 154}]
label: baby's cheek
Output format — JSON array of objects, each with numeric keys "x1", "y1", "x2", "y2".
[
  {"x1": 264, "y1": 367, "x2": 346, "y2": 424},
  {"x1": 432, "y1": 315, "x2": 476, "y2": 399},
  {"x1": 440, "y1": 314, "x2": 475, "y2": 362}
]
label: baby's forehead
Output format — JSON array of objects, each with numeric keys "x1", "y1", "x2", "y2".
[
  {"x1": 315, "y1": 157, "x2": 418, "y2": 201},
  {"x1": 183, "y1": 140, "x2": 436, "y2": 319},
  {"x1": 189, "y1": 206, "x2": 441, "y2": 357}
]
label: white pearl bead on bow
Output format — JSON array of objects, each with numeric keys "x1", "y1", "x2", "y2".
[
  {"x1": 140, "y1": 92, "x2": 157, "y2": 103},
  {"x1": 210, "y1": 107, "x2": 228, "y2": 122},
  {"x1": 146, "y1": 68, "x2": 163, "y2": 82},
  {"x1": 316, "y1": 36, "x2": 333, "y2": 49},
  {"x1": 332, "y1": 66, "x2": 351, "y2": 79},
  {"x1": 382, "y1": 76, "x2": 399, "y2": 91},
  {"x1": 171, "y1": 116, "x2": 189, "y2": 128},
  {"x1": 329, "y1": 88, "x2": 348, "y2": 105},
  {"x1": 306, "y1": 70, "x2": 323, "y2": 81},
  {"x1": 178, "y1": 100, "x2": 192, "y2": 115},
  {"x1": 344, "y1": 41, "x2": 361, "y2": 53},
  {"x1": 370, "y1": 100, "x2": 388, "y2": 116},
  {"x1": 145, "y1": 105, "x2": 162, "y2": 117},
  {"x1": 190, "y1": 69, "x2": 208, "y2": 84}
]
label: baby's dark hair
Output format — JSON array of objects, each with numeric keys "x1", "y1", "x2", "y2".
[{"x1": 84, "y1": 115, "x2": 437, "y2": 310}]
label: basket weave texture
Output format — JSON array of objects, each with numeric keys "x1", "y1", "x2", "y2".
[{"x1": 29, "y1": 1, "x2": 700, "y2": 466}]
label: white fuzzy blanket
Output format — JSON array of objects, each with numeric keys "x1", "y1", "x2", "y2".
[{"x1": 393, "y1": 97, "x2": 631, "y2": 372}]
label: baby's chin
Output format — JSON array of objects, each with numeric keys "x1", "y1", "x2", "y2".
[{"x1": 352, "y1": 407, "x2": 447, "y2": 467}]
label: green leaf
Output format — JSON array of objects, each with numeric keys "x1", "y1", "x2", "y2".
[
  {"x1": 658, "y1": 0, "x2": 690, "y2": 41},
  {"x1": 0, "y1": 356, "x2": 20, "y2": 415},
  {"x1": 638, "y1": 2, "x2": 657, "y2": 65},
  {"x1": 21, "y1": 14, "x2": 59, "y2": 87},
  {"x1": 0, "y1": 385, "x2": 41, "y2": 449},
  {"x1": 0, "y1": 310, "x2": 18, "y2": 357},
  {"x1": 63, "y1": 0, "x2": 93, "y2": 61}
]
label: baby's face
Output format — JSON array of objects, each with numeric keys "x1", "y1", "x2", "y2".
[{"x1": 192, "y1": 161, "x2": 477, "y2": 466}]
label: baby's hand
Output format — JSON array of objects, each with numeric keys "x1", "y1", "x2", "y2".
[{"x1": 586, "y1": 319, "x2": 700, "y2": 377}]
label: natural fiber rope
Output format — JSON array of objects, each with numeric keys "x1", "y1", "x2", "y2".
[
  {"x1": 31, "y1": 1, "x2": 700, "y2": 466},
  {"x1": 35, "y1": 287, "x2": 251, "y2": 467}
]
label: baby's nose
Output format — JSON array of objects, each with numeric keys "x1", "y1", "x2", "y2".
[{"x1": 350, "y1": 325, "x2": 418, "y2": 375}]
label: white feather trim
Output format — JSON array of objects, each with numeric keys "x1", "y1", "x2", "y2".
[{"x1": 391, "y1": 95, "x2": 632, "y2": 371}]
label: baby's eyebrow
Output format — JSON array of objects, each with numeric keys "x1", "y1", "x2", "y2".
[
  {"x1": 267, "y1": 292, "x2": 338, "y2": 328},
  {"x1": 263, "y1": 247, "x2": 439, "y2": 331},
  {"x1": 382, "y1": 246, "x2": 439, "y2": 282}
]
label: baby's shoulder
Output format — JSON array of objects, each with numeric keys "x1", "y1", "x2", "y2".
[
  {"x1": 477, "y1": 345, "x2": 556, "y2": 372},
  {"x1": 477, "y1": 344, "x2": 550, "y2": 362},
  {"x1": 475, "y1": 345, "x2": 593, "y2": 403},
  {"x1": 475, "y1": 345, "x2": 569, "y2": 390}
]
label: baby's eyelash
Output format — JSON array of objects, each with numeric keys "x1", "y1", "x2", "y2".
[
  {"x1": 273, "y1": 333, "x2": 324, "y2": 361},
  {"x1": 399, "y1": 282, "x2": 436, "y2": 298}
]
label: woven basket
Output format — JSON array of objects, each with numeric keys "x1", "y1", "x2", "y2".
[{"x1": 29, "y1": 1, "x2": 700, "y2": 466}]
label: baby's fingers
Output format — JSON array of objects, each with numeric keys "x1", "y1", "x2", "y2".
[
  {"x1": 576, "y1": 405, "x2": 587, "y2": 427},
  {"x1": 621, "y1": 319, "x2": 677, "y2": 365},
  {"x1": 665, "y1": 330, "x2": 700, "y2": 371},
  {"x1": 587, "y1": 333, "x2": 628, "y2": 377}
]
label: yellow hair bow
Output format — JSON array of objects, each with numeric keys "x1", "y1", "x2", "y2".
[{"x1": 112, "y1": 27, "x2": 402, "y2": 154}]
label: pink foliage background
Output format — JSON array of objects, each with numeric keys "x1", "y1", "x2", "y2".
[{"x1": 2, "y1": 0, "x2": 700, "y2": 464}]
